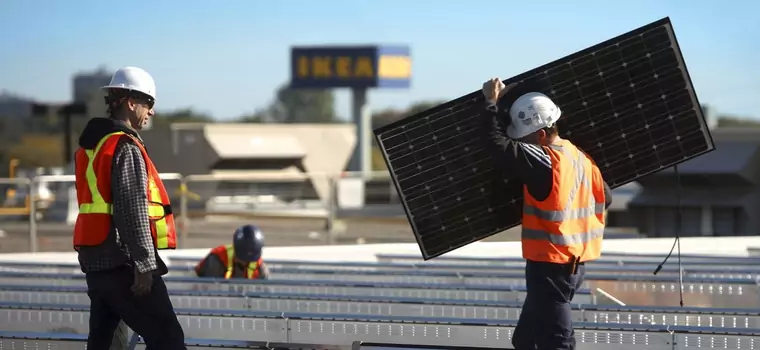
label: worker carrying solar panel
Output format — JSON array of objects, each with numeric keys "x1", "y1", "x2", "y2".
[
  {"x1": 481, "y1": 78, "x2": 613, "y2": 350},
  {"x1": 194, "y1": 224, "x2": 270, "y2": 279}
]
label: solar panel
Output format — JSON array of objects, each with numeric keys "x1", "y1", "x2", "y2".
[{"x1": 373, "y1": 17, "x2": 715, "y2": 260}]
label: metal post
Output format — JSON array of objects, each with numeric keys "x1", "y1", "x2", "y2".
[
  {"x1": 28, "y1": 177, "x2": 38, "y2": 253},
  {"x1": 63, "y1": 111, "x2": 73, "y2": 166},
  {"x1": 179, "y1": 178, "x2": 189, "y2": 249},
  {"x1": 325, "y1": 175, "x2": 337, "y2": 245},
  {"x1": 348, "y1": 87, "x2": 371, "y2": 175}
]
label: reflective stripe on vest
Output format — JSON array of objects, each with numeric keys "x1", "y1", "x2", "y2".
[
  {"x1": 78, "y1": 132, "x2": 123, "y2": 215},
  {"x1": 522, "y1": 143, "x2": 605, "y2": 247},
  {"x1": 223, "y1": 244, "x2": 259, "y2": 279},
  {"x1": 148, "y1": 177, "x2": 169, "y2": 248},
  {"x1": 76, "y1": 131, "x2": 176, "y2": 250}
]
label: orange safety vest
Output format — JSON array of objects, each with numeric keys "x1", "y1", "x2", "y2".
[
  {"x1": 195, "y1": 244, "x2": 263, "y2": 279},
  {"x1": 521, "y1": 139, "x2": 606, "y2": 264},
  {"x1": 73, "y1": 131, "x2": 177, "y2": 250}
]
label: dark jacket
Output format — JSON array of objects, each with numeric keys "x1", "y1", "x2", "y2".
[
  {"x1": 76, "y1": 117, "x2": 167, "y2": 275},
  {"x1": 483, "y1": 103, "x2": 613, "y2": 207}
]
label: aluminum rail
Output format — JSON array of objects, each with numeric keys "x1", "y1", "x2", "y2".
[
  {"x1": 1, "y1": 265, "x2": 756, "y2": 306},
  {"x1": 0, "y1": 263, "x2": 751, "y2": 303},
  {"x1": 1, "y1": 302, "x2": 756, "y2": 350},
  {"x1": 3, "y1": 260, "x2": 758, "y2": 280},
  {"x1": 1, "y1": 265, "x2": 755, "y2": 306},
  {"x1": 0, "y1": 331, "x2": 321, "y2": 350},
  {"x1": 1, "y1": 261, "x2": 757, "y2": 285},
  {"x1": 351, "y1": 341, "x2": 504, "y2": 350},
  {"x1": 375, "y1": 253, "x2": 760, "y2": 266},
  {"x1": 0, "y1": 271, "x2": 593, "y2": 303},
  {"x1": 167, "y1": 257, "x2": 760, "y2": 277},
  {"x1": 0, "y1": 285, "x2": 758, "y2": 329}
]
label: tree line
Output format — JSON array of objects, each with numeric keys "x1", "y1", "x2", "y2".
[
  {"x1": 0, "y1": 83, "x2": 446, "y2": 175},
  {"x1": 2, "y1": 85, "x2": 758, "y2": 176}
]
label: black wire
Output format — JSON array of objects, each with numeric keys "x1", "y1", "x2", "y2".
[{"x1": 653, "y1": 164, "x2": 685, "y2": 307}]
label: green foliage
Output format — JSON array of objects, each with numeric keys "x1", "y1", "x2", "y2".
[
  {"x1": 370, "y1": 100, "x2": 446, "y2": 171},
  {"x1": 406, "y1": 101, "x2": 446, "y2": 116},
  {"x1": 152, "y1": 108, "x2": 213, "y2": 127},
  {"x1": 717, "y1": 116, "x2": 760, "y2": 127},
  {"x1": 268, "y1": 84, "x2": 338, "y2": 123},
  {"x1": 236, "y1": 108, "x2": 267, "y2": 123},
  {"x1": 6, "y1": 134, "x2": 64, "y2": 167},
  {"x1": 372, "y1": 100, "x2": 446, "y2": 130}
]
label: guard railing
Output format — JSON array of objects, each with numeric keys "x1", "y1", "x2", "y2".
[{"x1": 0, "y1": 171, "x2": 404, "y2": 251}]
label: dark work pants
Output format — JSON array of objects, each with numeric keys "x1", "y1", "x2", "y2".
[
  {"x1": 85, "y1": 266, "x2": 186, "y2": 350},
  {"x1": 512, "y1": 260, "x2": 586, "y2": 350}
]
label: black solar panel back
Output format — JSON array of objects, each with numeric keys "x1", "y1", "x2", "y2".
[{"x1": 374, "y1": 17, "x2": 715, "y2": 260}]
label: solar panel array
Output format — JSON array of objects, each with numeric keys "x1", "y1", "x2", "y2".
[{"x1": 374, "y1": 17, "x2": 715, "y2": 260}]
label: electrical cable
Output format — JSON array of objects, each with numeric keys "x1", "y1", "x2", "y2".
[{"x1": 653, "y1": 164, "x2": 685, "y2": 307}]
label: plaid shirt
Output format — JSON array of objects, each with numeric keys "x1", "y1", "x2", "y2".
[{"x1": 78, "y1": 136, "x2": 167, "y2": 275}]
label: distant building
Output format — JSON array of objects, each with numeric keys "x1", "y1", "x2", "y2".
[
  {"x1": 0, "y1": 92, "x2": 34, "y2": 143},
  {"x1": 140, "y1": 123, "x2": 356, "y2": 215},
  {"x1": 0, "y1": 91, "x2": 33, "y2": 120},
  {"x1": 628, "y1": 127, "x2": 760, "y2": 237},
  {"x1": 72, "y1": 67, "x2": 112, "y2": 103}
]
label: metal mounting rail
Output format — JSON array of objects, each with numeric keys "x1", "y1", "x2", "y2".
[
  {"x1": 1, "y1": 302, "x2": 758, "y2": 349},
  {"x1": 0, "y1": 266, "x2": 756, "y2": 306},
  {"x1": 166, "y1": 257, "x2": 760, "y2": 277},
  {"x1": 226, "y1": 267, "x2": 759, "y2": 287},
  {"x1": 0, "y1": 331, "x2": 325, "y2": 350},
  {"x1": 0, "y1": 285, "x2": 759, "y2": 329},
  {"x1": 4, "y1": 260, "x2": 760, "y2": 280},
  {"x1": 0, "y1": 261, "x2": 757, "y2": 289},
  {"x1": 0, "y1": 271, "x2": 594, "y2": 304},
  {"x1": 375, "y1": 253, "x2": 760, "y2": 266}
]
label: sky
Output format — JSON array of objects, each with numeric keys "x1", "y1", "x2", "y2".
[{"x1": 1, "y1": 0, "x2": 759, "y2": 121}]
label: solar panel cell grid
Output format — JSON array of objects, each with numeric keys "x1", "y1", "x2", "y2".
[{"x1": 374, "y1": 17, "x2": 715, "y2": 259}]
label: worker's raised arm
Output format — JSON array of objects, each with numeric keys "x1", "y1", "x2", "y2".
[
  {"x1": 482, "y1": 100, "x2": 554, "y2": 201},
  {"x1": 111, "y1": 140, "x2": 158, "y2": 274}
]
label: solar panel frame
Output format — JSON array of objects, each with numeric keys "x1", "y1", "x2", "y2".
[{"x1": 374, "y1": 17, "x2": 715, "y2": 260}]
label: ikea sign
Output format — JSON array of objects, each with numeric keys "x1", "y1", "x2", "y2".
[{"x1": 290, "y1": 45, "x2": 411, "y2": 89}]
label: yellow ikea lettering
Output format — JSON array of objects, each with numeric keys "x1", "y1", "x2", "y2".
[
  {"x1": 296, "y1": 55, "x2": 375, "y2": 79},
  {"x1": 335, "y1": 56, "x2": 352, "y2": 78},
  {"x1": 354, "y1": 57, "x2": 374, "y2": 78},
  {"x1": 312, "y1": 57, "x2": 333, "y2": 77},
  {"x1": 297, "y1": 56, "x2": 310, "y2": 78}
]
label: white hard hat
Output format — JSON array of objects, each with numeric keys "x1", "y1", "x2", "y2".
[
  {"x1": 506, "y1": 92, "x2": 562, "y2": 139},
  {"x1": 101, "y1": 66, "x2": 156, "y2": 100}
]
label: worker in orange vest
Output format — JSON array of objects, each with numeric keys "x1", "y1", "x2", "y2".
[
  {"x1": 73, "y1": 66, "x2": 185, "y2": 350},
  {"x1": 195, "y1": 224, "x2": 270, "y2": 279},
  {"x1": 481, "y1": 78, "x2": 612, "y2": 350}
]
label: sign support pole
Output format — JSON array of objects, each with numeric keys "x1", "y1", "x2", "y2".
[{"x1": 350, "y1": 87, "x2": 372, "y2": 177}]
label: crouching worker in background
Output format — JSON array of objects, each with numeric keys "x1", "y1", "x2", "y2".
[{"x1": 195, "y1": 224, "x2": 270, "y2": 279}]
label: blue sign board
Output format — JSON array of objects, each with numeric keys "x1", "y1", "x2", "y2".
[{"x1": 290, "y1": 45, "x2": 411, "y2": 89}]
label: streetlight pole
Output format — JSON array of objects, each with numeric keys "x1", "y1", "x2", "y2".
[
  {"x1": 31, "y1": 102, "x2": 87, "y2": 165},
  {"x1": 59, "y1": 103, "x2": 87, "y2": 165}
]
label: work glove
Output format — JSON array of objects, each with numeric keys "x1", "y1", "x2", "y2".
[{"x1": 131, "y1": 268, "x2": 153, "y2": 296}]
